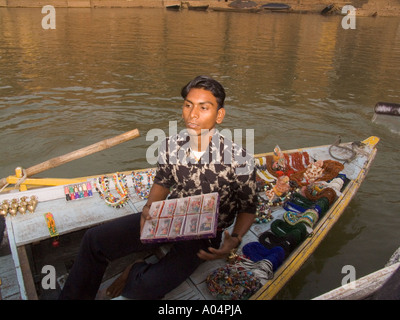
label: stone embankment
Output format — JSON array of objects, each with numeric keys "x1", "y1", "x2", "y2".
[{"x1": 1, "y1": 0, "x2": 400, "y2": 16}]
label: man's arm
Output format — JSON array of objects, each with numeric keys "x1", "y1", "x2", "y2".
[{"x1": 196, "y1": 212, "x2": 255, "y2": 261}]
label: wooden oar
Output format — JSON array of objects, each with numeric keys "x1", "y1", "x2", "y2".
[{"x1": 0, "y1": 128, "x2": 140, "y2": 188}]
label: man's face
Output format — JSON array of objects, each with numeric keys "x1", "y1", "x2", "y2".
[{"x1": 181, "y1": 88, "x2": 225, "y2": 137}]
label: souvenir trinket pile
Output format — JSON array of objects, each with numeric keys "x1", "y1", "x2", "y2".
[
  {"x1": 0, "y1": 196, "x2": 38, "y2": 217},
  {"x1": 256, "y1": 148, "x2": 345, "y2": 216},
  {"x1": 141, "y1": 193, "x2": 219, "y2": 243},
  {"x1": 263, "y1": 148, "x2": 311, "y2": 179},
  {"x1": 252, "y1": 147, "x2": 347, "y2": 275},
  {"x1": 263, "y1": 175, "x2": 293, "y2": 206},
  {"x1": 206, "y1": 256, "x2": 263, "y2": 300},
  {"x1": 290, "y1": 159, "x2": 344, "y2": 187},
  {"x1": 255, "y1": 198, "x2": 273, "y2": 224}
]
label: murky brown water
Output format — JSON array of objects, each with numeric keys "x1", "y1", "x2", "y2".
[{"x1": 1, "y1": 8, "x2": 400, "y2": 299}]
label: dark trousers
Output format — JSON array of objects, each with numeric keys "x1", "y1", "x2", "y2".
[{"x1": 58, "y1": 212, "x2": 222, "y2": 300}]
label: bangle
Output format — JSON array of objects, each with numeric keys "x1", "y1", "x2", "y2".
[
  {"x1": 143, "y1": 203, "x2": 151, "y2": 209},
  {"x1": 231, "y1": 233, "x2": 242, "y2": 248}
]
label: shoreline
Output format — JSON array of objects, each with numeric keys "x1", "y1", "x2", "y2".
[{"x1": 1, "y1": 0, "x2": 400, "y2": 17}]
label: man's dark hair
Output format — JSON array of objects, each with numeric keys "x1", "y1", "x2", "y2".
[{"x1": 181, "y1": 75, "x2": 225, "y2": 110}]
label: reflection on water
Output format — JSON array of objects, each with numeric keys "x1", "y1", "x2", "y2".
[
  {"x1": 372, "y1": 113, "x2": 400, "y2": 135},
  {"x1": 1, "y1": 8, "x2": 400, "y2": 299}
]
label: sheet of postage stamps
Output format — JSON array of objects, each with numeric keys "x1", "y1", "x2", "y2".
[{"x1": 140, "y1": 192, "x2": 219, "y2": 243}]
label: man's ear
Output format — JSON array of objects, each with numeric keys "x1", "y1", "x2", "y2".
[{"x1": 216, "y1": 108, "x2": 225, "y2": 124}]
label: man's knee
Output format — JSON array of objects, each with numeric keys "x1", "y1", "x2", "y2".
[
  {"x1": 121, "y1": 262, "x2": 166, "y2": 299},
  {"x1": 81, "y1": 226, "x2": 107, "y2": 256}
]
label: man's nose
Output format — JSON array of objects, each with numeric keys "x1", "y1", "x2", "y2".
[{"x1": 189, "y1": 105, "x2": 200, "y2": 118}]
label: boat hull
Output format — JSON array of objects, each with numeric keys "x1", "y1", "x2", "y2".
[
  {"x1": 187, "y1": 5, "x2": 209, "y2": 11},
  {"x1": 0, "y1": 136, "x2": 379, "y2": 300},
  {"x1": 261, "y1": 3, "x2": 291, "y2": 11}
]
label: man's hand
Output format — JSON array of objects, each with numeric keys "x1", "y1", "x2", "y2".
[
  {"x1": 197, "y1": 230, "x2": 240, "y2": 261},
  {"x1": 140, "y1": 205, "x2": 152, "y2": 232},
  {"x1": 139, "y1": 183, "x2": 170, "y2": 232}
]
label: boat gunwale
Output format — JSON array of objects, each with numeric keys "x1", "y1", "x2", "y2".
[{"x1": 1, "y1": 136, "x2": 379, "y2": 192}]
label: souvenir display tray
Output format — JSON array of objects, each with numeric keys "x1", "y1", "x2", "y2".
[{"x1": 140, "y1": 192, "x2": 219, "y2": 243}]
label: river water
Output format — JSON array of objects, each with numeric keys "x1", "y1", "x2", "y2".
[{"x1": 1, "y1": 8, "x2": 400, "y2": 299}]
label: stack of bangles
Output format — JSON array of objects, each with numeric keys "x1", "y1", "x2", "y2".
[
  {"x1": 284, "y1": 192, "x2": 331, "y2": 218},
  {"x1": 258, "y1": 218, "x2": 309, "y2": 257}
]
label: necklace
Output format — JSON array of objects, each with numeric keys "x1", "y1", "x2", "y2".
[
  {"x1": 95, "y1": 173, "x2": 129, "y2": 208},
  {"x1": 132, "y1": 169, "x2": 155, "y2": 199},
  {"x1": 255, "y1": 156, "x2": 276, "y2": 182}
]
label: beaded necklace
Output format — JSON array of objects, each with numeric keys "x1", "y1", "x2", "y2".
[
  {"x1": 132, "y1": 169, "x2": 155, "y2": 199},
  {"x1": 287, "y1": 151, "x2": 310, "y2": 171},
  {"x1": 304, "y1": 186, "x2": 336, "y2": 205},
  {"x1": 95, "y1": 173, "x2": 129, "y2": 208}
]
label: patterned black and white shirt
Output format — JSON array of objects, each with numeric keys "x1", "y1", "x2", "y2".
[{"x1": 154, "y1": 129, "x2": 257, "y2": 230}]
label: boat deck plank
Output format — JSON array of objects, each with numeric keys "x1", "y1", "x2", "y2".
[{"x1": 0, "y1": 254, "x2": 21, "y2": 300}]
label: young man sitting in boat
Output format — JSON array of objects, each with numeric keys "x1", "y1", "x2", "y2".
[{"x1": 59, "y1": 75, "x2": 258, "y2": 300}]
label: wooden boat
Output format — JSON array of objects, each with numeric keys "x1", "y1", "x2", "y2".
[
  {"x1": 261, "y1": 2, "x2": 291, "y2": 11},
  {"x1": 321, "y1": 4, "x2": 335, "y2": 15},
  {"x1": 222, "y1": 0, "x2": 262, "y2": 13},
  {"x1": 313, "y1": 247, "x2": 400, "y2": 300},
  {"x1": 187, "y1": 4, "x2": 209, "y2": 11},
  {"x1": 166, "y1": 4, "x2": 181, "y2": 10},
  {"x1": 0, "y1": 135, "x2": 379, "y2": 300},
  {"x1": 212, "y1": 6, "x2": 262, "y2": 13}
]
